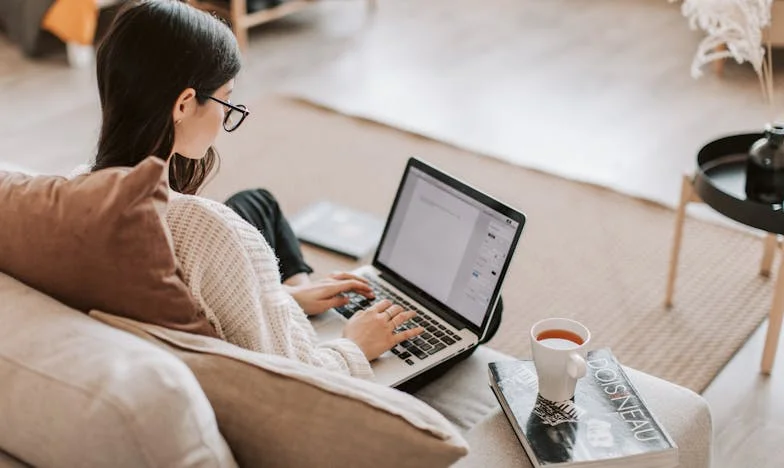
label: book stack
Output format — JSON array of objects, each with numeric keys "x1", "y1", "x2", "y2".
[{"x1": 488, "y1": 348, "x2": 678, "y2": 468}]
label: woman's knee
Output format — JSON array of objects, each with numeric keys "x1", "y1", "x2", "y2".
[
  {"x1": 252, "y1": 188, "x2": 277, "y2": 204},
  {"x1": 226, "y1": 188, "x2": 275, "y2": 204},
  {"x1": 226, "y1": 188, "x2": 280, "y2": 213}
]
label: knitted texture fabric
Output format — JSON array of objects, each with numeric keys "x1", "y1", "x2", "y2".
[{"x1": 166, "y1": 194, "x2": 373, "y2": 379}]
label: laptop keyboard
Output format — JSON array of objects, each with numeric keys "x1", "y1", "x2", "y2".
[{"x1": 333, "y1": 275, "x2": 462, "y2": 366}]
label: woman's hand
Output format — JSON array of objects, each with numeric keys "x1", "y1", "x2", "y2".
[
  {"x1": 342, "y1": 300, "x2": 425, "y2": 361},
  {"x1": 286, "y1": 272, "x2": 375, "y2": 316}
]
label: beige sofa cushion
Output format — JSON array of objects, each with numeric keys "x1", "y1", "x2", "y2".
[
  {"x1": 414, "y1": 346, "x2": 515, "y2": 432},
  {"x1": 91, "y1": 311, "x2": 470, "y2": 468},
  {"x1": 0, "y1": 272, "x2": 236, "y2": 468},
  {"x1": 0, "y1": 156, "x2": 215, "y2": 337}
]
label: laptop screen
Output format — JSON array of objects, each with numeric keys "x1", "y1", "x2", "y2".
[{"x1": 376, "y1": 162, "x2": 522, "y2": 328}]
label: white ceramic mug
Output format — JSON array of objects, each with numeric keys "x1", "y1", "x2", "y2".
[{"x1": 530, "y1": 318, "x2": 591, "y2": 402}]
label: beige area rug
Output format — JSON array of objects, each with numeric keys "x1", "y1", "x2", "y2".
[
  {"x1": 204, "y1": 96, "x2": 773, "y2": 394},
  {"x1": 282, "y1": 0, "x2": 784, "y2": 208}
]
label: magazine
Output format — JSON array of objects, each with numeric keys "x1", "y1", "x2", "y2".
[
  {"x1": 289, "y1": 200, "x2": 385, "y2": 260},
  {"x1": 488, "y1": 348, "x2": 678, "y2": 467}
]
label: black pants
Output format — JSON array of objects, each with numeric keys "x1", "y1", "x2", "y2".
[
  {"x1": 225, "y1": 189, "x2": 313, "y2": 282},
  {"x1": 225, "y1": 188, "x2": 504, "y2": 391}
]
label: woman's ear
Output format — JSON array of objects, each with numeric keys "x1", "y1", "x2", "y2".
[{"x1": 171, "y1": 88, "x2": 197, "y2": 125}]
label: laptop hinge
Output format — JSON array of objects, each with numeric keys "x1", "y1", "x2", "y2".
[{"x1": 378, "y1": 272, "x2": 467, "y2": 331}]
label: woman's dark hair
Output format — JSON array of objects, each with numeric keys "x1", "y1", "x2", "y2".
[{"x1": 92, "y1": 0, "x2": 241, "y2": 194}]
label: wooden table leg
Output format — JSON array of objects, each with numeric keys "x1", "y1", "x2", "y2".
[
  {"x1": 761, "y1": 234, "x2": 778, "y2": 277},
  {"x1": 230, "y1": 0, "x2": 249, "y2": 51},
  {"x1": 761, "y1": 245, "x2": 784, "y2": 374},
  {"x1": 666, "y1": 175, "x2": 701, "y2": 307}
]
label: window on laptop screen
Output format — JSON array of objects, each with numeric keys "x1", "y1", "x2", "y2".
[{"x1": 377, "y1": 167, "x2": 519, "y2": 327}]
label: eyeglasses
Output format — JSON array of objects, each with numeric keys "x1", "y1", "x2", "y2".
[{"x1": 199, "y1": 94, "x2": 250, "y2": 132}]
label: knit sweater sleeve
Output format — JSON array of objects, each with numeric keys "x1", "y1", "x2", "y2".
[{"x1": 166, "y1": 195, "x2": 373, "y2": 379}]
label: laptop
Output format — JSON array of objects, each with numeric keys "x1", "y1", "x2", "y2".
[{"x1": 310, "y1": 157, "x2": 526, "y2": 387}]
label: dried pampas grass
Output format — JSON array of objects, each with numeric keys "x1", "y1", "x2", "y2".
[{"x1": 675, "y1": 0, "x2": 775, "y2": 106}]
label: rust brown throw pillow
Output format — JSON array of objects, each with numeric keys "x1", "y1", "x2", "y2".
[{"x1": 0, "y1": 157, "x2": 216, "y2": 337}]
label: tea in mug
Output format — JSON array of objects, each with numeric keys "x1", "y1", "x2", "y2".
[{"x1": 536, "y1": 329, "x2": 584, "y2": 350}]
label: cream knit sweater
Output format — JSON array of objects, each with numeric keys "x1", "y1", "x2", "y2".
[{"x1": 166, "y1": 193, "x2": 374, "y2": 379}]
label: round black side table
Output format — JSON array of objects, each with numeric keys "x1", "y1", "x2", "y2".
[{"x1": 666, "y1": 133, "x2": 784, "y2": 375}]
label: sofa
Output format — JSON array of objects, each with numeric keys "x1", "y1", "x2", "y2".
[
  {"x1": 0, "y1": 158, "x2": 713, "y2": 467},
  {"x1": 0, "y1": 270, "x2": 715, "y2": 467}
]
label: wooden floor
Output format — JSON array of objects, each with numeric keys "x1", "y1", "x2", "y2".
[{"x1": 2, "y1": 0, "x2": 784, "y2": 464}]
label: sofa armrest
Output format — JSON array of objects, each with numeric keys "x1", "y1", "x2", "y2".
[{"x1": 453, "y1": 367, "x2": 712, "y2": 468}]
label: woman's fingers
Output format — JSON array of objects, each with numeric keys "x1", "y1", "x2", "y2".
[
  {"x1": 378, "y1": 304, "x2": 404, "y2": 318},
  {"x1": 390, "y1": 310, "x2": 416, "y2": 326},
  {"x1": 393, "y1": 326, "x2": 425, "y2": 344},
  {"x1": 323, "y1": 279, "x2": 374, "y2": 298},
  {"x1": 366, "y1": 299, "x2": 392, "y2": 313},
  {"x1": 322, "y1": 294, "x2": 351, "y2": 310},
  {"x1": 329, "y1": 271, "x2": 370, "y2": 285},
  {"x1": 390, "y1": 310, "x2": 416, "y2": 328},
  {"x1": 328, "y1": 273, "x2": 375, "y2": 298}
]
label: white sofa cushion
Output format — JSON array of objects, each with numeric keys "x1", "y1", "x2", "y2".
[
  {"x1": 0, "y1": 163, "x2": 34, "y2": 175},
  {"x1": 0, "y1": 272, "x2": 237, "y2": 468}
]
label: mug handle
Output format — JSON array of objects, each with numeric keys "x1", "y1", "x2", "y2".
[{"x1": 567, "y1": 352, "x2": 587, "y2": 379}]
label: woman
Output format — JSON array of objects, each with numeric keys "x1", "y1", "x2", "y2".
[{"x1": 91, "y1": 0, "x2": 423, "y2": 378}]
